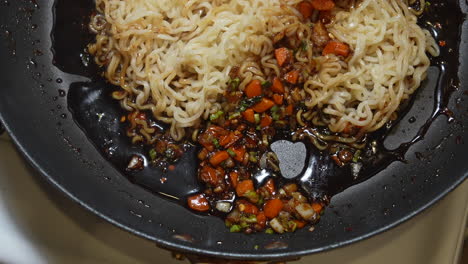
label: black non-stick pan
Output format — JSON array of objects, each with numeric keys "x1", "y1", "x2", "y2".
[{"x1": 0, "y1": 0, "x2": 467, "y2": 261}]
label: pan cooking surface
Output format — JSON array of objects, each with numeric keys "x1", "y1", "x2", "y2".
[{"x1": 0, "y1": 0, "x2": 466, "y2": 260}]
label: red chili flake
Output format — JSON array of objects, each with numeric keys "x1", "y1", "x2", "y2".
[
  {"x1": 168, "y1": 165, "x2": 176, "y2": 171},
  {"x1": 160, "y1": 177, "x2": 167, "y2": 184},
  {"x1": 439, "y1": 40, "x2": 446, "y2": 47}
]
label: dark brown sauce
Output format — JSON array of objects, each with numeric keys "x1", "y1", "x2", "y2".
[{"x1": 52, "y1": 0, "x2": 463, "y2": 211}]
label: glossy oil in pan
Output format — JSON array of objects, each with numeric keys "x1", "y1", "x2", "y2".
[{"x1": 0, "y1": 0, "x2": 467, "y2": 260}]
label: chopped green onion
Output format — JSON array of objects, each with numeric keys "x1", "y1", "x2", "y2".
[
  {"x1": 229, "y1": 112, "x2": 241, "y2": 120},
  {"x1": 249, "y1": 152, "x2": 258, "y2": 163},
  {"x1": 243, "y1": 190, "x2": 259, "y2": 203},
  {"x1": 254, "y1": 245, "x2": 259, "y2": 250},
  {"x1": 271, "y1": 105, "x2": 279, "y2": 113},
  {"x1": 272, "y1": 112, "x2": 280, "y2": 121},
  {"x1": 254, "y1": 113, "x2": 260, "y2": 124},
  {"x1": 352, "y1": 150, "x2": 362, "y2": 163},
  {"x1": 261, "y1": 80, "x2": 272, "y2": 88},
  {"x1": 256, "y1": 125, "x2": 261, "y2": 131},
  {"x1": 301, "y1": 40, "x2": 308, "y2": 51},
  {"x1": 228, "y1": 78, "x2": 240, "y2": 90},
  {"x1": 240, "y1": 221, "x2": 249, "y2": 228},
  {"x1": 212, "y1": 138, "x2": 220, "y2": 148},
  {"x1": 275, "y1": 120, "x2": 287, "y2": 126},
  {"x1": 265, "y1": 228, "x2": 274, "y2": 234},
  {"x1": 210, "y1": 110, "x2": 224, "y2": 121},
  {"x1": 227, "y1": 148, "x2": 236, "y2": 157},
  {"x1": 288, "y1": 220, "x2": 298, "y2": 232},
  {"x1": 225, "y1": 220, "x2": 233, "y2": 227},
  {"x1": 230, "y1": 225, "x2": 242, "y2": 233},
  {"x1": 149, "y1": 149, "x2": 157, "y2": 161},
  {"x1": 257, "y1": 195, "x2": 264, "y2": 207},
  {"x1": 240, "y1": 214, "x2": 258, "y2": 223}
]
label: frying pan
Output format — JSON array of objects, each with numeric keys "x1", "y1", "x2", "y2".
[{"x1": 0, "y1": 0, "x2": 467, "y2": 261}]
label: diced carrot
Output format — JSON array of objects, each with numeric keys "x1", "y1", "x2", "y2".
[
  {"x1": 187, "y1": 194, "x2": 210, "y2": 212},
  {"x1": 252, "y1": 98, "x2": 275, "y2": 113},
  {"x1": 199, "y1": 165, "x2": 219, "y2": 185},
  {"x1": 242, "y1": 108, "x2": 256, "y2": 123},
  {"x1": 229, "y1": 171, "x2": 239, "y2": 188},
  {"x1": 342, "y1": 122, "x2": 355, "y2": 134},
  {"x1": 264, "y1": 199, "x2": 284, "y2": 219},
  {"x1": 284, "y1": 70, "x2": 300, "y2": 84},
  {"x1": 206, "y1": 125, "x2": 227, "y2": 137},
  {"x1": 322, "y1": 41, "x2": 350, "y2": 57},
  {"x1": 260, "y1": 115, "x2": 273, "y2": 128},
  {"x1": 273, "y1": 94, "x2": 284, "y2": 105},
  {"x1": 231, "y1": 146, "x2": 246, "y2": 162},
  {"x1": 264, "y1": 179, "x2": 276, "y2": 195},
  {"x1": 298, "y1": 1, "x2": 314, "y2": 19},
  {"x1": 236, "y1": 179, "x2": 254, "y2": 196},
  {"x1": 244, "y1": 79, "x2": 262, "y2": 98},
  {"x1": 311, "y1": 202, "x2": 323, "y2": 213},
  {"x1": 275, "y1": 47, "x2": 290, "y2": 67},
  {"x1": 257, "y1": 212, "x2": 267, "y2": 228},
  {"x1": 293, "y1": 220, "x2": 307, "y2": 229},
  {"x1": 311, "y1": 0, "x2": 335, "y2": 11},
  {"x1": 219, "y1": 132, "x2": 240, "y2": 147},
  {"x1": 285, "y1": 105, "x2": 294, "y2": 116},
  {"x1": 168, "y1": 165, "x2": 176, "y2": 171},
  {"x1": 271, "y1": 77, "x2": 285, "y2": 94},
  {"x1": 209, "y1": 151, "x2": 230, "y2": 166},
  {"x1": 238, "y1": 200, "x2": 259, "y2": 215}
]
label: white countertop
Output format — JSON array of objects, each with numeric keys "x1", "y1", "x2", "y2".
[{"x1": 0, "y1": 133, "x2": 466, "y2": 264}]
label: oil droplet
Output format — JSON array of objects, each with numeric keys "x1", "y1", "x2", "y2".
[
  {"x1": 58, "y1": 89, "x2": 66, "y2": 97},
  {"x1": 129, "y1": 210, "x2": 142, "y2": 218},
  {"x1": 60, "y1": 113, "x2": 67, "y2": 119},
  {"x1": 56, "y1": 78, "x2": 63, "y2": 83},
  {"x1": 408, "y1": 117, "x2": 416, "y2": 123},
  {"x1": 52, "y1": 96, "x2": 58, "y2": 101}
]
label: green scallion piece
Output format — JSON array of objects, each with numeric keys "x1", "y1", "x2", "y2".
[
  {"x1": 212, "y1": 138, "x2": 220, "y2": 148},
  {"x1": 302, "y1": 40, "x2": 308, "y2": 51},
  {"x1": 241, "y1": 214, "x2": 258, "y2": 223},
  {"x1": 229, "y1": 112, "x2": 241, "y2": 120},
  {"x1": 265, "y1": 228, "x2": 274, "y2": 234},
  {"x1": 230, "y1": 225, "x2": 242, "y2": 233},
  {"x1": 254, "y1": 113, "x2": 260, "y2": 124},
  {"x1": 243, "y1": 190, "x2": 259, "y2": 203},
  {"x1": 149, "y1": 149, "x2": 157, "y2": 161},
  {"x1": 210, "y1": 110, "x2": 224, "y2": 121},
  {"x1": 288, "y1": 220, "x2": 298, "y2": 232},
  {"x1": 227, "y1": 148, "x2": 236, "y2": 157},
  {"x1": 352, "y1": 150, "x2": 362, "y2": 163},
  {"x1": 272, "y1": 112, "x2": 280, "y2": 121},
  {"x1": 249, "y1": 152, "x2": 258, "y2": 163},
  {"x1": 261, "y1": 80, "x2": 272, "y2": 88}
]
